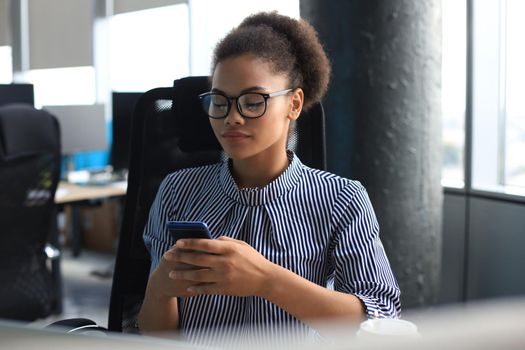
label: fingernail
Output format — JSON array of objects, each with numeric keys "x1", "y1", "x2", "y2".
[{"x1": 165, "y1": 251, "x2": 176, "y2": 260}]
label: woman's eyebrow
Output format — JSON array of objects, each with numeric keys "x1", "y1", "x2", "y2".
[
  {"x1": 240, "y1": 86, "x2": 268, "y2": 93},
  {"x1": 210, "y1": 86, "x2": 269, "y2": 95}
]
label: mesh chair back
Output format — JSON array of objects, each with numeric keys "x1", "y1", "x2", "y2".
[
  {"x1": 0, "y1": 104, "x2": 61, "y2": 321},
  {"x1": 109, "y1": 76, "x2": 326, "y2": 332}
]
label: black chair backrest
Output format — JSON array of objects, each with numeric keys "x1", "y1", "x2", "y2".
[
  {"x1": 109, "y1": 76, "x2": 326, "y2": 332},
  {"x1": 0, "y1": 103, "x2": 61, "y2": 321}
]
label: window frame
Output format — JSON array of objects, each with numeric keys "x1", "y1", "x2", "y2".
[{"x1": 444, "y1": 0, "x2": 525, "y2": 204}]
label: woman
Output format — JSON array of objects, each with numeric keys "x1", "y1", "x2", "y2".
[{"x1": 138, "y1": 11, "x2": 400, "y2": 344}]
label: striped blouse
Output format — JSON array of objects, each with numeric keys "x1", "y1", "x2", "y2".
[{"x1": 143, "y1": 152, "x2": 401, "y2": 344}]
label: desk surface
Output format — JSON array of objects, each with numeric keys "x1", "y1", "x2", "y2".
[
  {"x1": 2, "y1": 298, "x2": 525, "y2": 349},
  {"x1": 0, "y1": 320, "x2": 202, "y2": 350},
  {"x1": 55, "y1": 181, "x2": 127, "y2": 204}
]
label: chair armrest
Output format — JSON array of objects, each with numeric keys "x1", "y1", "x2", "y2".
[
  {"x1": 47, "y1": 318, "x2": 108, "y2": 334},
  {"x1": 44, "y1": 243, "x2": 61, "y2": 260}
]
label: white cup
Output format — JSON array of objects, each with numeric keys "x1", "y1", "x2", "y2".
[{"x1": 357, "y1": 318, "x2": 419, "y2": 338}]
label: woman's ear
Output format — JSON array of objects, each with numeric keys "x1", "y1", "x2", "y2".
[{"x1": 288, "y1": 88, "x2": 304, "y2": 121}]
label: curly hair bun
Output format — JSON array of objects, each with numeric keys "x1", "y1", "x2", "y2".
[{"x1": 212, "y1": 11, "x2": 331, "y2": 111}]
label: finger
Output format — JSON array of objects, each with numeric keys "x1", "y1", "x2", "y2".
[
  {"x1": 174, "y1": 262, "x2": 200, "y2": 271},
  {"x1": 217, "y1": 236, "x2": 236, "y2": 241},
  {"x1": 163, "y1": 247, "x2": 196, "y2": 262},
  {"x1": 163, "y1": 249, "x2": 206, "y2": 274},
  {"x1": 160, "y1": 251, "x2": 184, "y2": 271},
  {"x1": 217, "y1": 236, "x2": 247, "y2": 246},
  {"x1": 176, "y1": 238, "x2": 232, "y2": 254},
  {"x1": 169, "y1": 268, "x2": 218, "y2": 283},
  {"x1": 173, "y1": 249, "x2": 220, "y2": 268},
  {"x1": 217, "y1": 236, "x2": 235, "y2": 242},
  {"x1": 163, "y1": 249, "x2": 177, "y2": 262}
]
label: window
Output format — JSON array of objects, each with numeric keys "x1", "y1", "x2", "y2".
[
  {"x1": 108, "y1": 1, "x2": 300, "y2": 90},
  {"x1": 442, "y1": 0, "x2": 525, "y2": 196},
  {"x1": 471, "y1": 0, "x2": 525, "y2": 194},
  {"x1": 189, "y1": 0, "x2": 300, "y2": 75},
  {"x1": 25, "y1": 66, "x2": 96, "y2": 108},
  {"x1": 109, "y1": 4, "x2": 190, "y2": 92},
  {"x1": 441, "y1": 0, "x2": 467, "y2": 188},
  {"x1": 504, "y1": 0, "x2": 525, "y2": 188},
  {"x1": 0, "y1": 46, "x2": 13, "y2": 83}
]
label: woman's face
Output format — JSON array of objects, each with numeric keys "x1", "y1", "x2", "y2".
[{"x1": 209, "y1": 54, "x2": 302, "y2": 162}]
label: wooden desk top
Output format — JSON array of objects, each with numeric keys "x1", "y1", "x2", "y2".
[{"x1": 55, "y1": 181, "x2": 127, "y2": 204}]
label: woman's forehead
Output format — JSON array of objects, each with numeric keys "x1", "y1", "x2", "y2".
[{"x1": 212, "y1": 55, "x2": 288, "y2": 92}]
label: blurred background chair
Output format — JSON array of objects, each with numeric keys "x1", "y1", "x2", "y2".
[
  {"x1": 0, "y1": 104, "x2": 62, "y2": 321},
  {"x1": 50, "y1": 75, "x2": 326, "y2": 333}
]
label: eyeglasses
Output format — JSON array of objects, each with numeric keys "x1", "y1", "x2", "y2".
[{"x1": 198, "y1": 88, "x2": 293, "y2": 119}]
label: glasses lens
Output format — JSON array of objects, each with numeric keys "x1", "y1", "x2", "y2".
[
  {"x1": 201, "y1": 93, "x2": 229, "y2": 118},
  {"x1": 238, "y1": 93, "x2": 266, "y2": 118}
]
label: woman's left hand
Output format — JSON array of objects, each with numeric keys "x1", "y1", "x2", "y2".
[{"x1": 166, "y1": 236, "x2": 275, "y2": 297}]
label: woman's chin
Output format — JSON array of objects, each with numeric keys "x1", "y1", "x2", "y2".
[{"x1": 222, "y1": 148, "x2": 258, "y2": 162}]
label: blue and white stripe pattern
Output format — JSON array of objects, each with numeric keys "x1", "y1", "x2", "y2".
[{"x1": 144, "y1": 152, "x2": 401, "y2": 343}]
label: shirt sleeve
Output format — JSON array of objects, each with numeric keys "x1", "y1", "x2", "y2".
[
  {"x1": 330, "y1": 182, "x2": 401, "y2": 318},
  {"x1": 143, "y1": 174, "x2": 177, "y2": 275}
]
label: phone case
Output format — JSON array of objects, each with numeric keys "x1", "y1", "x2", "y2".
[{"x1": 166, "y1": 221, "x2": 212, "y2": 243}]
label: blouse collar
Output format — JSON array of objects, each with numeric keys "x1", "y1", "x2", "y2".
[{"x1": 218, "y1": 151, "x2": 304, "y2": 207}]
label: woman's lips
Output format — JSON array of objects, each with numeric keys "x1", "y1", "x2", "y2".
[{"x1": 221, "y1": 131, "x2": 250, "y2": 142}]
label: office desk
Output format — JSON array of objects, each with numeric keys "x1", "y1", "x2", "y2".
[
  {"x1": 4, "y1": 297, "x2": 525, "y2": 349},
  {"x1": 55, "y1": 181, "x2": 127, "y2": 257},
  {"x1": 0, "y1": 319, "x2": 203, "y2": 350},
  {"x1": 55, "y1": 181, "x2": 127, "y2": 204}
]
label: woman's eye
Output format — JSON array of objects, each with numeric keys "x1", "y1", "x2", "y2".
[
  {"x1": 211, "y1": 101, "x2": 228, "y2": 109},
  {"x1": 244, "y1": 102, "x2": 264, "y2": 111}
]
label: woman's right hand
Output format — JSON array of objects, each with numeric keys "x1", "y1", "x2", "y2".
[
  {"x1": 148, "y1": 246, "x2": 204, "y2": 298},
  {"x1": 139, "y1": 245, "x2": 197, "y2": 332}
]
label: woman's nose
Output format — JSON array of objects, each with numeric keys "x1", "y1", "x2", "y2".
[{"x1": 224, "y1": 104, "x2": 244, "y2": 125}]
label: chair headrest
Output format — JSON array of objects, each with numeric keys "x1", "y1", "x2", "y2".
[
  {"x1": 0, "y1": 103, "x2": 60, "y2": 161},
  {"x1": 172, "y1": 76, "x2": 222, "y2": 152}
]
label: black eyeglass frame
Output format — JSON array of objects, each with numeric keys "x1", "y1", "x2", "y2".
[{"x1": 198, "y1": 88, "x2": 294, "y2": 119}]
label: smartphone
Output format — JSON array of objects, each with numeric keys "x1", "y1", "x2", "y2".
[{"x1": 166, "y1": 221, "x2": 212, "y2": 244}]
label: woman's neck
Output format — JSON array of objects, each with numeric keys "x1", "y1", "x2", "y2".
[{"x1": 230, "y1": 151, "x2": 290, "y2": 189}]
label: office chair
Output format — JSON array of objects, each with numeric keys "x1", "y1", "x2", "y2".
[
  {"x1": 51, "y1": 76, "x2": 326, "y2": 333},
  {"x1": 0, "y1": 104, "x2": 62, "y2": 321}
]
